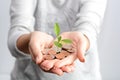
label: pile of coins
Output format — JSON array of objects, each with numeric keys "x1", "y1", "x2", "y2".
[{"x1": 42, "y1": 44, "x2": 75, "y2": 60}]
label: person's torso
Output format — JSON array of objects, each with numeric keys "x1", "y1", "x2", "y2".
[
  {"x1": 34, "y1": 0, "x2": 80, "y2": 37},
  {"x1": 11, "y1": 0, "x2": 101, "y2": 80}
]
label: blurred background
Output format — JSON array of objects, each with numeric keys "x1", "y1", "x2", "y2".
[{"x1": 0, "y1": 0, "x2": 120, "y2": 80}]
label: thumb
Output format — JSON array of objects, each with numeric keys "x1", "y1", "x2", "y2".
[
  {"x1": 47, "y1": 40, "x2": 54, "y2": 48},
  {"x1": 36, "y1": 51, "x2": 43, "y2": 64},
  {"x1": 29, "y1": 43, "x2": 43, "y2": 64},
  {"x1": 77, "y1": 44, "x2": 85, "y2": 62},
  {"x1": 36, "y1": 44, "x2": 44, "y2": 64}
]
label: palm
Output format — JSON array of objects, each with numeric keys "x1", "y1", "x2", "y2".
[{"x1": 59, "y1": 31, "x2": 89, "y2": 62}]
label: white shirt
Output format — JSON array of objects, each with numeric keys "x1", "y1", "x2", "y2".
[{"x1": 8, "y1": 0, "x2": 107, "y2": 80}]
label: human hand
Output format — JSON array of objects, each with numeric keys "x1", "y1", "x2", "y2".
[
  {"x1": 29, "y1": 31, "x2": 74, "y2": 75},
  {"x1": 16, "y1": 31, "x2": 75, "y2": 75},
  {"x1": 53, "y1": 31, "x2": 90, "y2": 69},
  {"x1": 29, "y1": 31, "x2": 54, "y2": 64},
  {"x1": 39, "y1": 31, "x2": 90, "y2": 75}
]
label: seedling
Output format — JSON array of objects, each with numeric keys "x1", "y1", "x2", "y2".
[
  {"x1": 54, "y1": 23, "x2": 72, "y2": 52},
  {"x1": 42, "y1": 23, "x2": 74, "y2": 60}
]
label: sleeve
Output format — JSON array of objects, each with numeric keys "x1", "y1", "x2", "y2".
[
  {"x1": 72, "y1": 0, "x2": 107, "y2": 52},
  {"x1": 7, "y1": 0, "x2": 37, "y2": 58}
]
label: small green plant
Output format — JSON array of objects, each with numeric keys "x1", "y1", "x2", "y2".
[{"x1": 54, "y1": 23, "x2": 72, "y2": 49}]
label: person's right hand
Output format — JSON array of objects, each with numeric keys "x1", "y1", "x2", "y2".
[{"x1": 28, "y1": 31, "x2": 54, "y2": 64}]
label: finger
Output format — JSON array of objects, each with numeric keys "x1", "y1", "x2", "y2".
[
  {"x1": 54, "y1": 53, "x2": 77, "y2": 68},
  {"x1": 29, "y1": 43, "x2": 43, "y2": 64},
  {"x1": 40, "y1": 59, "x2": 59, "y2": 71},
  {"x1": 61, "y1": 63, "x2": 75, "y2": 73},
  {"x1": 48, "y1": 40, "x2": 54, "y2": 48},
  {"x1": 50, "y1": 68, "x2": 63, "y2": 76},
  {"x1": 29, "y1": 47, "x2": 35, "y2": 61},
  {"x1": 45, "y1": 36, "x2": 54, "y2": 48},
  {"x1": 61, "y1": 66, "x2": 72, "y2": 73},
  {"x1": 69, "y1": 63, "x2": 75, "y2": 72},
  {"x1": 77, "y1": 44, "x2": 85, "y2": 62}
]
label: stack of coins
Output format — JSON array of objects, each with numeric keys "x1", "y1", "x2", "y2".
[{"x1": 42, "y1": 44, "x2": 76, "y2": 60}]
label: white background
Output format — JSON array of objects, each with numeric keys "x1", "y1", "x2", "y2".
[{"x1": 0, "y1": 0, "x2": 120, "y2": 80}]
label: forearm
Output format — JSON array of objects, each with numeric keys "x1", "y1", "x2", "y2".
[
  {"x1": 8, "y1": 0, "x2": 36, "y2": 58},
  {"x1": 17, "y1": 33, "x2": 31, "y2": 54}
]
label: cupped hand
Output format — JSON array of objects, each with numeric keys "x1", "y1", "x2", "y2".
[
  {"x1": 39, "y1": 31, "x2": 90, "y2": 75},
  {"x1": 29, "y1": 31, "x2": 54, "y2": 64},
  {"x1": 53, "y1": 31, "x2": 90, "y2": 68},
  {"x1": 17, "y1": 31, "x2": 76, "y2": 75},
  {"x1": 28, "y1": 31, "x2": 90, "y2": 75},
  {"x1": 29, "y1": 31, "x2": 74, "y2": 75}
]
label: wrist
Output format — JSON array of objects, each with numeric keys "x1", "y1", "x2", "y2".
[{"x1": 17, "y1": 33, "x2": 31, "y2": 54}]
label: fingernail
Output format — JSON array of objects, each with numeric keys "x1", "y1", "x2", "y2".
[
  {"x1": 67, "y1": 68, "x2": 71, "y2": 72},
  {"x1": 82, "y1": 58, "x2": 85, "y2": 62}
]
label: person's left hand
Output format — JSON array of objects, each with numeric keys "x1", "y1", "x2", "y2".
[
  {"x1": 53, "y1": 31, "x2": 90, "y2": 69},
  {"x1": 55, "y1": 32, "x2": 90, "y2": 67}
]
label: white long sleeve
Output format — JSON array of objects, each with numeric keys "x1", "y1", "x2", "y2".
[
  {"x1": 72, "y1": 0, "x2": 107, "y2": 52},
  {"x1": 8, "y1": 0, "x2": 107, "y2": 58},
  {"x1": 8, "y1": 0, "x2": 107, "y2": 80},
  {"x1": 8, "y1": 0, "x2": 37, "y2": 58}
]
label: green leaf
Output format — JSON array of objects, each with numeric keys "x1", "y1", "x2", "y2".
[
  {"x1": 61, "y1": 39, "x2": 72, "y2": 44},
  {"x1": 57, "y1": 36, "x2": 62, "y2": 42},
  {"x1": 54, "y1": 23, "x2": 60, "y2": 37},
  {"x1": 54, "y1": 41, "x2": 62, "y2": 48}
]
